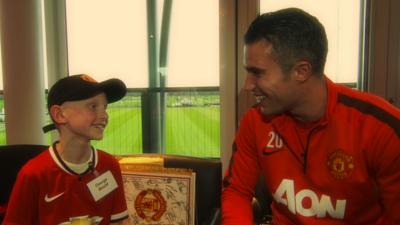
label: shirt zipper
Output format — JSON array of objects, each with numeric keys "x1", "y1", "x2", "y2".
[
  {"x1": 272, "y1": 123, "x2": 322, "y2": 174},
  {"x1": 302, "y1": 126, "x2": 320, "y2": 173}
]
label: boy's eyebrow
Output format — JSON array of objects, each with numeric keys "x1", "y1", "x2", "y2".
[{"x1": 84, "y1": 98, "x2": 107, "y2": 105}]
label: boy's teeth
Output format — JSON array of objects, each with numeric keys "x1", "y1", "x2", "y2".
[{"x1": 255, "y1": 95, "x2": 266, "y2": 103}]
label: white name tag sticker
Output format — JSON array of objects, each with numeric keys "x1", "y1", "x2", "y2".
[{"x1": 87, "y1": 170, "x2": 118, "y2": 201}]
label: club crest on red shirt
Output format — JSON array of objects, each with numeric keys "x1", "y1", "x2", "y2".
[
  {"x1": 134, "y1": 189, "x2": 167, "y2": 222},
  {"x1": 327, "y1": 150, "x2": 354, "y2": 179}
]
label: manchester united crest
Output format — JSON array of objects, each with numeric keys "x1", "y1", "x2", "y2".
[
  {"x1": 134, "y1": 189, "x2": 167, "y2": 222},
  {"x1": 327, "y1": 150, "x2": 354, "y2": 179}
]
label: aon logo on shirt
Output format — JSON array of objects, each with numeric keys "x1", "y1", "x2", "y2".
[{"x1": 273, "y1": 179, "x2": 346, "y2": 219}]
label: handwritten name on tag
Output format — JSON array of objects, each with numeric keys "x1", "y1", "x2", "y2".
[{"x1": 87, "y1": 170, "x2": 118, "y2": 201}]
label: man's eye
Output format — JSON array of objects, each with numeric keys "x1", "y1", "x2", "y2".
[
  {"x1": 250, "y1": 71, "x2": 263, "y2": 78},
  {"x1": 246, "y1": 68, "x2": 264, "y2": 77}
]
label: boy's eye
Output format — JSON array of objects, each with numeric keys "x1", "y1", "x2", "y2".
[
  {"x1": 88, "y1": 103, "x2": 108, "y2": 112},
  {"x1": 89, "y1": 104, "x2": 97, "y2": 110}
]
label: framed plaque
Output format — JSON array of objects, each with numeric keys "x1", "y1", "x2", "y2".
[{"x1": 121, "y1": 167, "x2": 195, "y2": 225}]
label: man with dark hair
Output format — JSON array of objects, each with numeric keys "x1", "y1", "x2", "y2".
[
  {"x1": 222, "y1": 8, "x2": 400, "y2": 225},
  {"x1": 244, "y1": 8, "x2": 327, "y2": 75}
]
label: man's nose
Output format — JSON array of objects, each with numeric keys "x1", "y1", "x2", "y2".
[{"x1": 243, "y1": 74, "x2": 256, "y2": 91}]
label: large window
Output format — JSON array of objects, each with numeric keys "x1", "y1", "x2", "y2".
[
  {"x1": 66, "y1": 0, "x2": 220, "y2": 157},
  {"x1": 66, "y1": 0, "x2": 148, "y2": 87},
  {"x1": 165, "y1": 1, "x2": 219, "y2": 87},
  {"x1": 260, "y1": 0, "x2": 363, "y2": 85}
]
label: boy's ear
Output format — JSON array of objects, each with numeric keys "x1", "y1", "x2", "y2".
[
  {"x1": 49, "y1": 105, "x2": 67, "y2": 124},
  {"x1": 293, "y1": 60, "x2": 312, "y2": 82}
]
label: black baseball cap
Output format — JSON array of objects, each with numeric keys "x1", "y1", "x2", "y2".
[{"x1": 43, "y1": 74, "x2": 127, "y2": 133}]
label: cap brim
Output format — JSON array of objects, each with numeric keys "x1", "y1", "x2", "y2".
[{"x1": 99, "y1": 78, "x2": 127, "y2": 103}]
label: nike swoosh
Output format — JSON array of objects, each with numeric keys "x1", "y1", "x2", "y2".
[{"x1": 44, "y1": 192, "x2": 64, "y2": 203}]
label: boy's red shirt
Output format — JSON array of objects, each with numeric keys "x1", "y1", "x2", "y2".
[{"x1": 3, "y1": 146, "x2": 128, "y2": 225}]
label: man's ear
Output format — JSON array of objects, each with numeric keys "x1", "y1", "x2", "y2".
[
  {"x1": 293, "y1": 60, "x2": 312, "y2": 82},
  {"x1": 49, "y1": 105, "x2": 66, "y2": 124}
]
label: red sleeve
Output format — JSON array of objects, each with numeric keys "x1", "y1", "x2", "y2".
[
  {"x1": 222, "y1": 110, "x2": 261, "y2": 225},
  {"x1": 3, "y1": 164, "x2": 39, "y2": 225},
  {"x1": 371, "y1": 129, "x2": 400, "y2": 225},
  {"x1": 110, "y1": 157, "x2": 128, "y2": 222}
]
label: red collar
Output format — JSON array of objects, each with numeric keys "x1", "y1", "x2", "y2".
[{"x1": 260, "y1": 76, "x2": 338, "y2": 130}]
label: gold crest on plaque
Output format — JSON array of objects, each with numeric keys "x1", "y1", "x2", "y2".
[{"x1": 135, "y1": 189, "x2": 167, "y2": 222}]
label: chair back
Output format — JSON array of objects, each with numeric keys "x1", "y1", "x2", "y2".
[{"x1": 0, "y1": 144, "x2": 48, "y2": 222}]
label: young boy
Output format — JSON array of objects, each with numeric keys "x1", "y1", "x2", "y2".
[{"x1": 3, "y1": 74, "x2": 129, "y2": 225}]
